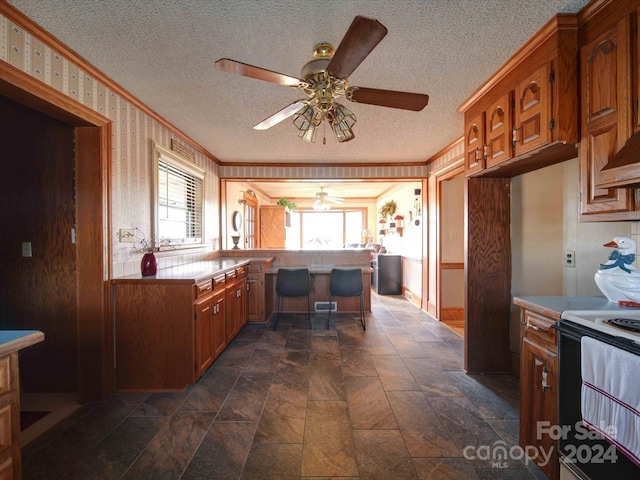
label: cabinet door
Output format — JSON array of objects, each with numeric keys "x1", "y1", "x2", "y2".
[
  {"x1": 194, "y1": 295, "x2": 215, "y2": 376},
  {"x1": 226, "y1": 283, "x2": 238, "y2": 343},
  {"x1": 236, "y1": 277, "x2": 247, "y2": 330},
  {"x1": 520, "y1": 336, "x2": 558, "y2": 480},
  {"x1": 485, "y1": 92, "x2": 513, "y2": 168},
  {"x1": 579, "y1": 18, "x2": 638, "y2": 219},
  {"x1": 212, "y1": 291, "x2": 226, "y2": 358},
  {"x1": 465, "y1": 112, "x2": 485, "y2": 175},
  {"x1": 246, "y1": 274, "x2": 261, "y2": 321},
  {"x1": 514, "y1": 63, "x2": 550, "y2": 156}
]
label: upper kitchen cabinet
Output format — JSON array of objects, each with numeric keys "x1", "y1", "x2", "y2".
[
  {"x1": 459, "y1": 14, "x2": 579, "y2": 178},
  {"x1": 578, "y1": 1, "x2": 640, "y2": 220}
]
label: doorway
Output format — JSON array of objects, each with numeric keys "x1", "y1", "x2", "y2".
[
  {"x1": 435, "y1": 158, "x2": 465, "y2": 336},
  {"x1": 0, "y1": 62, "x2": 112, "y2": 405},
  {"x1": 0, "y1": 96, "x2": 78, "y2": 392}
]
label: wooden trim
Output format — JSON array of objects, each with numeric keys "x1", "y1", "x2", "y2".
[
  {"x1": 0, "y1": 2, "x2": 221, "y2": 165},
  {"x1": 221, "y1": 160, "x2": 429, "y2": 168},
  {"x1": 440, "y1": 307, "x2": 464, "y2": 322},
  {"x1": 441, "y1": 262, "x2": 464, "y2": 269},
  {"x1": 458, "y1": 14, "x2": 578, "y2": 112},
  {"x1": 1, "y1": 50, "x2": 113, "y2": 401},
  {"x1": 426, "y1": 136, "x2": 465, "y2": 166}
]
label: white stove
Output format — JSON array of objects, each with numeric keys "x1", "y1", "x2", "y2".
[{"x1": 561, "y1": 309, "x2": 640, "y2": 345}]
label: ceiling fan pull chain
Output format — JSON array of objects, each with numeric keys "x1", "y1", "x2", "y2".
[{"x1": 323, "y1": 121, "x2": 327, "y2": 145}]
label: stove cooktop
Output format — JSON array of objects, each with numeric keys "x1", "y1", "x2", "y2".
[{"x1": 561, "y1": 309, "x2": 640, "y2": 344}]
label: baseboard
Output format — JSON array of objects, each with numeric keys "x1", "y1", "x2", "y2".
[
  {"x1": 440, "y1": 307, "x2": 464, "y2": 322},
  {"x1": 401, "y1": 287, "x2": 421, "y2": 309}
]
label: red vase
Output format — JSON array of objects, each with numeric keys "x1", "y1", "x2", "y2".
[{"x1": 141, "y1": 252, "x2": 157, "y2": 276}]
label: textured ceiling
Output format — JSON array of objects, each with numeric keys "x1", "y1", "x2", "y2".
[{"x1": 9, "y1": 0, "x2": 589, "y2": 165}]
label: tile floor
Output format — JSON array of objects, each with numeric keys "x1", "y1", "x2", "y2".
[{"x1": 21, "y1": 293, "x2": 545, "y2": 480}]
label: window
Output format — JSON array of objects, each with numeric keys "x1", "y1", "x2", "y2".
[
  {"x1": 152, "y1": 143, "x2": 204, "y2": 247},
  {"x1": 299, "y1": 209, "x2": 365, "y2": 248}
]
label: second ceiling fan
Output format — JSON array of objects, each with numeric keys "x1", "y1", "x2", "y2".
[{"x1": 216, "y1": 15, "x2": 429, "y2": 144}]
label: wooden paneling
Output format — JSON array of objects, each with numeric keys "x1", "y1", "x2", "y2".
[
  {"x1": 0, "y1": 96, "x2": 77, "y2": 392},
  {"x1": 114, "y1": 283, "x2": 195, "y2": 391},
  {"x1": 465, "y1": 177, "x2": 512, "y2": 373}
]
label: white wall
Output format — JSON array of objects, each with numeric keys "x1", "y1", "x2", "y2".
[{"x1": 510, "y1": 157, "x2": 632, "y2": 352}]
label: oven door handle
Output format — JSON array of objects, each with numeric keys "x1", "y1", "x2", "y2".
[{"x1": 522, "y1": 321, "x2": 547, "y2": 333}]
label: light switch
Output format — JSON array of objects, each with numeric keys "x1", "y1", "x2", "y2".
[{"x1": 21, "y1": 242, "x2": 32, "y2": 257}]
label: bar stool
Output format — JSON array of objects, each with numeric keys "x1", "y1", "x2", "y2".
[
  {"x1": 328, "y1": 268, "x2": 365, "y2": 330},
  {"x1": 274, "y1": 268, "x2": 312, "y2": 330}
]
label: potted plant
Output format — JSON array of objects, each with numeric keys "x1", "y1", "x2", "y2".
[
  {"x1": 378, "y1": 200, "x2": 397, "y2": 222},
  {"x1": 277, "y1": 197, "x2": 297, "y2": 211},
  {"x1": 394, "y1": 214, "x2": 404, "y2": 228}
]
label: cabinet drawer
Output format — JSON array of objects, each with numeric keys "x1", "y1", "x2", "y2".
[
  {"x1": 0, "y1": 404, "x2": 11, "y2": 454},
  {"x1": 521, "y1": 310, "x2": 557, "y2": 348},
  {"x1": 236, "y1": 266, "x2": 247, "y2": 278},
  {"x1": 0, "y1": 457, "x2": 12, "y2": 480},
  {"x1": 0, "y1": 357, "x2": 9, "y2": 396},
  {"x1": 212, "y1": 274, "x2": 226, "y2": 292},
  {"x1": 195, "y1": 280, "x2": 213, "y2": 299},
  {"x1": 226, "y1": 269, "x2": 237, "y2": 282}
]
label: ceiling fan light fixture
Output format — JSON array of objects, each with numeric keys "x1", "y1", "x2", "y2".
[
  {"x1": 331, "y1": 104, "x2": 356, "y2": 143},
  {"x1": 293, "y1": 105, "x2": 320, "y2": 143},
  {"x1": 313, "y1": 198, "x2": 331, "y2": 210}
]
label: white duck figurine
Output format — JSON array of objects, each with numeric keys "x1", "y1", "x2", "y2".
[{"x1": 594, "y1": 236, "x2": 640, "y2": 304}]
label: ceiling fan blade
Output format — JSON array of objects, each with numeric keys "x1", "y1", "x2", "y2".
[
  {"x1": 327, "y1": 197, "x2": 345, "y2": 203},
  {"x1": 253, "y1": 100, "x2": 308, "y2": 130},
  {"x1": 326, "y1": 16, "x2": 388, "y2": 80},
  {"x1": 347, "y1": 86, "x2": 429, "y2": 111},
  {"x1": 216, "y1": 58, "x2": 305, "y2": 87}
]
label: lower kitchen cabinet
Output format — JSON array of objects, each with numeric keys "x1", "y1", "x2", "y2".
[
  {"x1": 516, "y1": 304, "x2": 559, "y2": 480},
  {"x1": 246, "y1": 258, "x2": 274, "y2": 322},
  {"x1": 112, "y1": 262, "x2": 249, "y2": 391}
]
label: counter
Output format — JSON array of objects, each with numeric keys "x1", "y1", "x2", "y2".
[
  {"x1": 111, "y1": 258, "x2": 254, "y2": 284},
  {"x1": 512, "y1": 295, "x2": 624, "y2": 320},
  {"x1": 0, "y1": 330, "x2": 44, "y2": 480}
]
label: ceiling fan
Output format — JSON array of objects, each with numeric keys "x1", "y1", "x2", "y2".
[
  {"x1": 215, "y1": 15, "x2": 429, "y2": 144},
  {"x1": 313, "y1": 187, "x2": 344, "y2": 210}
]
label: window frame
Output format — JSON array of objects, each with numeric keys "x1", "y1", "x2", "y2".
[{"x1": 151, "y1": 142, "x2": 205, "y2": 249}]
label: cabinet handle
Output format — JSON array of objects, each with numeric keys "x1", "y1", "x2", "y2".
[
  {"x1": 246, "y1": 283, "x2": 250, "y2": 291},
  {"x1": 522, "y1": 321, "x2": 547, "y2": 333},
  {"x1": 483, "y1": 144, "x2": 490, "y2": 160},
  {"x1": 541, "y1": 366, "x2": 551, "y2": 391},
  {"x1": 474, "y1": 147, "x2": 481, "y2": 163}
]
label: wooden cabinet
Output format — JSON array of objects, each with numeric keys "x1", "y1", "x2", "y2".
[
  {"x1": 225, "y1": 267, "x2": 247, "y2": 343},
  {"x1": 460, "y1": 14, "x2": 579, "y2": 178},
  {"x1": 246, "y1": 258, "x2": 274, "y2": 322},
  {"x1": 578, "y1": 9, "x2": 640, "y2": 220},
  {"x1": 194, "y1": 287, "x2": 215, "y2": 377},
  {"x1": 211, "y1": 287, "x2": 226, "y2": 359},
  {"x1": 0, "y1": 331, "x2": 44, "y2": 480},
  {"x1": 112, "y1": 261, "x2": 249, "y2": 391},
  {"x1": 517, "y1": 307, "x2": 559, "y2": 480},
  {"x1": 260, "y1": 205, "x2": 290, "y2": 248}
]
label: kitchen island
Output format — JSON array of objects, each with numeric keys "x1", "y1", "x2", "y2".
[
  {"x1": 0, "y1": 330, "x2": 44, "y2": 480},
  {"x1": 222, "y1": 248, "x2": 373, "y2": 317},
  {"x1": 111, "y1": 257, "x2": 262, "y2": 391}
]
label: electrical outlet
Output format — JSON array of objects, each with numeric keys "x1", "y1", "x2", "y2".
[
  {"x1": 21, "y1": 242, "x2": 32, "y2": 257},
  {"x1": 118, "y1": 228, "x2": 136, "y2": 243},
  {"x1": 564, "y1": 250, "x2": 575, "y2": 268}
]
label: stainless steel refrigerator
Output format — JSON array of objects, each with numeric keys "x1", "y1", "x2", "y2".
[{"x1": 372, "y1": 254, "x2": 402, "y2": 295}]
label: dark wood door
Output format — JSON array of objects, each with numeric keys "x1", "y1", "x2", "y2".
[{"x1": 0, "y1": 95, "x2": 77, "y2": 392}]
